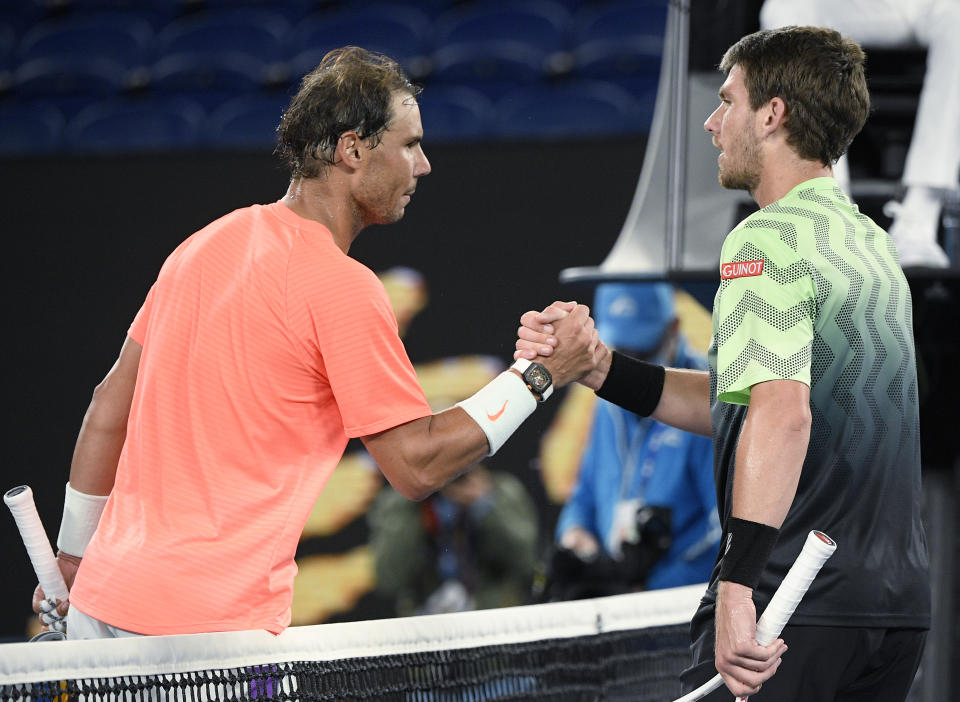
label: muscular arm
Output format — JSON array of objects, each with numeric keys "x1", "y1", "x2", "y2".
[
  {"x1": 590, "y1": 357, "x2": 712, "y2": 435},
  {"x1": 33, "y1": 336, "x2": 141, "y2": 621},
  {"x1": 516, "y1": 306, "x2": 712, "y2": 436},
  {"x1": 652, "y1": 367, "x2": 711, "y2": 436},
  {"x1": 730, "y1": 378, "x2": 811, "y2": 527},
  {"x1": 714, "y1": 378, "x2": 811, "y2": 698},
  {"x1": 362, "y1": 408, "x2": 489, "y2": 500},
  {"x1": 365, "y1": 304, "x2": 601, "y2": 501},
  {"x1": 70, "y1": 335, "x2": 142, "y2": 496}
]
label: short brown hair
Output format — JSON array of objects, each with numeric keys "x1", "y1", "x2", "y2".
[
  {"x1": 720, "y1": 26, "x2": 870, "y2": 166},
  {"x1": 277, "y1": 46, "x2": 421, "y2": 179}
]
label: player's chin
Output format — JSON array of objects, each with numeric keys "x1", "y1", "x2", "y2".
[{"x1": 369, "y1": 207, "x2": 406, "y2": 225}]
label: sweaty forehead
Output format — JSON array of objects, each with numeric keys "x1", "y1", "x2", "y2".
[{"x1": 387, "y1": 93, "x2": 421, "y2": 131}]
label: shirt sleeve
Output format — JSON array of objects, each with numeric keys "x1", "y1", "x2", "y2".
[
  {"x1": 288, "y1": 249, "x2": 432, "y2": 438},
  {"x1": 714, "y1": 222, "x2": 817, "y2": 405},
  {"x1": 127, "y1": 284, "x2": 156, "y2": 344}
]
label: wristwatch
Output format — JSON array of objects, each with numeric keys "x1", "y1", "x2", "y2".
[{"x1": 511, "y1": 358, "x2": 553, "y2": 402}]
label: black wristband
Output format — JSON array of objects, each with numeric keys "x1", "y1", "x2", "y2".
[
  {"x1": 595, "y1": 350, "x2": 666, "y2": 417},
  {"x1": 718, "y1": 517, "x2": 779, "y2": 589}
]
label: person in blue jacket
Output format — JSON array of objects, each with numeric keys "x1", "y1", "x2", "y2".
[{"x1": 551, "y1": 283, "x2": 720, "y2": 596}]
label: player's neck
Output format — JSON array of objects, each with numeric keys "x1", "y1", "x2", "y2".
[
  {"x1": 752, "y1": 153, "x2": 834, "y2": 209},
  {"x1": 281, "y1": 178, "x2": 362, "y2": 253}
]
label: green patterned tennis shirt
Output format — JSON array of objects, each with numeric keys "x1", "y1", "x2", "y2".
[{"x1": 704, "y1": 177, "x2": 930, "y2": 627}]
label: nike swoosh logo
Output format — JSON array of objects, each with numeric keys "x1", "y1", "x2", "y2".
[{"x1": 487, "y1": 401, "x2": 508, "y2": 421}]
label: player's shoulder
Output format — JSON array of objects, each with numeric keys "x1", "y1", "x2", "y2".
[
  {"x1": 196, "y1": 202, "x2": 265, "y2": 237},
  {"x1": 287, "y1": 230, "x2": 381, "y2": 288},
  {"x1": 721, "y1": 212, "x2": 802, "y2": 267}
]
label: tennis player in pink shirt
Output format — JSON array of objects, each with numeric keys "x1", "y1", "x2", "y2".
[{"x1": 32, "y1": 47, "x2": 604, "y2": 638}]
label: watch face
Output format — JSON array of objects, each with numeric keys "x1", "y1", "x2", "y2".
[{"x1": 524, "y1": 363, "x2": 552, "y2": 392}]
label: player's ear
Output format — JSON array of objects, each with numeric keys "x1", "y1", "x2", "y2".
[
  {"x1": 336, "y1": 132, "x2": 363, "y2": 170},
  {"x1": 759, "y1": 97, "x2": 787, "y2": 136}
]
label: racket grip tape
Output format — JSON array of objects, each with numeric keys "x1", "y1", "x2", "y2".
[
  {"x1": 735, "y1": 531, "x2": 836, "y2": 702},
  {"x1": 4, "y1": 485, "x2": 70, "y2": 603},
  {"x1": 753, "y1": 531, "x2": 836, "y2": 645},
  {"x1": 671, "y1": 531, "x2": 836, "y2": 702}
]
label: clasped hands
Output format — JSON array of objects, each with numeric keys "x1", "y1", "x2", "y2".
[{"x1": 513, "y1": 301, "x2": 609, "y2": 390}]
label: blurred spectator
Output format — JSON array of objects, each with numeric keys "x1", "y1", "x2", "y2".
[
  {"x1": 369, "y1": 463, "x2": 538, "y2": 616},
  {"x1": 761, "y1": 0, "x2": 960, "y2": 267},
  {"x1": 542, "y1": 283, "x2": 720, "y2": 601}
]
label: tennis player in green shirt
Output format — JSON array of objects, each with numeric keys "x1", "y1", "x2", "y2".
[{"x1": 517, "y1": 26, "x2": 929, "y2": 702}]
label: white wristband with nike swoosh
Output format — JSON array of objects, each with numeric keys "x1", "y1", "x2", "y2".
[{"x1": 456, "y1": 370, "x2": 538, "y2": 455}]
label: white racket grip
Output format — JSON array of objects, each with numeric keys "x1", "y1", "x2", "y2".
[
  {"x1": 734, "y1": 531, "x2": 836, "y2": 702},
  {"x1": 672, "y1": 530, "x2": 837, "y2": 702},
  {"x1": 753, "y1": 531, "x2": 836, "y2": 645},
  {"x1": 4, "y1": 485, "x2": 70, "y2": 603}
]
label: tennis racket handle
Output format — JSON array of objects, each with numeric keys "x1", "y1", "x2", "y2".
[
  {"x1": 4, "y1": 485, "x2": 70, "y2": 603},
  {"x1": 753, "y1": 530, "x2": 836, "y2": 646},
  {"x1": 734, "y1": 531, "x2": 837, "y2": 702}
]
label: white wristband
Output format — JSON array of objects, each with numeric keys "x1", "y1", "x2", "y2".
[
  {"x1": 456, "y1": 370, "x2": 538, "y2": 455},
  {"x1": 57, "y1": 482, "x2": 108, "y2": 557}
]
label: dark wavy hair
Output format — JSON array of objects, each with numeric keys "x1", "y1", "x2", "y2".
[
  {"x1": 720, "y1": 26, "x2": 870, "y2": 166},
  {"x1": 276, "y1": 46, "x2": 421, "y2": 179}
]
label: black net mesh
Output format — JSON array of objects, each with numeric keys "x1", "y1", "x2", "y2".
[{"x1": 1, "y1": 624, "x2": 691, "y2": 702}]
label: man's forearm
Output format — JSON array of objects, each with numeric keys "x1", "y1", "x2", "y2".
[
  {"x1": 69, "y1": 417, "x2": 127, "y2": 496},
  {"x1": 593, "y1": 351, "x2": 712, "y2": 436},
  {"x1": 653, "y1": 367, "x2": 712, "y2": 437}
]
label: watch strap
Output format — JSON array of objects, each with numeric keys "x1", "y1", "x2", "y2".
[{"x1": 510, "y1": 359, "x2": 553, "y2": 401}]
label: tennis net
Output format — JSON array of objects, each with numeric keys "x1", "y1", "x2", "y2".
[{"x1": 0, "y1": 584, "x2": 704, "y2": 702}]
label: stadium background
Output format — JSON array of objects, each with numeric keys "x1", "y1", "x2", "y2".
[{"x1": 1, "y1": 0, "x2": 956, "y2": 697}]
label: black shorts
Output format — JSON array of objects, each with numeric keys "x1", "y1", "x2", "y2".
[{"x1": 680, "y1": 622, "x2": 927, "y2": 702}]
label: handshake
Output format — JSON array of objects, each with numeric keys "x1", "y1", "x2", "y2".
[{"x1": 512, "y1": 301, "x2": 613, "y2": 392}]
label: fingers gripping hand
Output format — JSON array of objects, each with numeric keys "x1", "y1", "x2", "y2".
[
  {"x1": 538, "y1": 304, "x2": 600, "y2": 387},
  {"x1": 514, "y1": 301, "x2": 578, "y2": 360},
  {"x1": 31, "y1": 551, "x2": 81, "y2": 632},
  {"x1": 715, "y1": 582, "x2": 787, "y2": 699},
  {"x1": 578, "y1": 340, "x2": 610, "y2": 391},
  {"x1": 33, "y1": 585, "x2": 67, "y2": 631}
]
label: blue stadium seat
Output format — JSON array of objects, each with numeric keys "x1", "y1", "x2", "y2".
[
  {"x1": 0, "y1": 24, "x2": 14, "y2": 70},
  {"x1": 204, "y1": 93, "x2": 288, "y2": 148},
  {"x1": 2, "y1": 4, "x2": 51, "y2": 34},
  {"x1": 151, "y1": 52, "x2": 272, "y2": 94},
  {"x1": 205, "y1": 0, "x2": 315, "y2": 19},
  {"x1": 12, "y1": 57, "x2": 129, "y2": 97},
  {"x1": 62, "y1": 1, "x2": 181, "y2": 29},
  {"x1": 15, "y1": 14, "x2": 154, "y2": 67},
  {"x1": 290, "y1": 5, "x2": 433, "y2": 82},
  {"x1": 431, "y1": 1, "x2": 574, "y2": 88},
  {"x1": 436, "y1": 0, "x2": 571, "y2": 53},
  {"x1": 155, "y1": 9, "x2": 291, "y2": 63},
  {"x1": 152, "y1": 9, "x2": 292, "y2": 92},
  {"x1": 429, "y1": 40, "x2": 546, "y2": 89},
  {"x1": 64, "y1": 96, "x2": 204, "y2": 152},
  {"x1": 417, "y1": 85, "x2": 493, "y2": 142},
  {"x1": 492, "y1": 80, "x2": 647, "y2": 139},
  {"x1": 0, "y1": 101, "x2": 65, "y2": 154},
  {"x1": 572, "y1": 0, "x2": 668, "y2": 45},
  {"x1": 572, "y1": 35, "x2": 663, "y2": 81},
  {"x1": 569, "y1": 1, "x2": 665, "y2": 96}
]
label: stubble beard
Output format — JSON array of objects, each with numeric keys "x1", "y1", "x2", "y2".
[
  {"x1": 355, "y1": 174, "x2": 406, "y2": 226},
  {"x1": 718, "y1": 131, "x2": 762, "y2": 194}
]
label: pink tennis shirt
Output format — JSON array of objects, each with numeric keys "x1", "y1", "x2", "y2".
[{"x1": 70, "y1": 202, "x2": 432, "y2": 634}]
